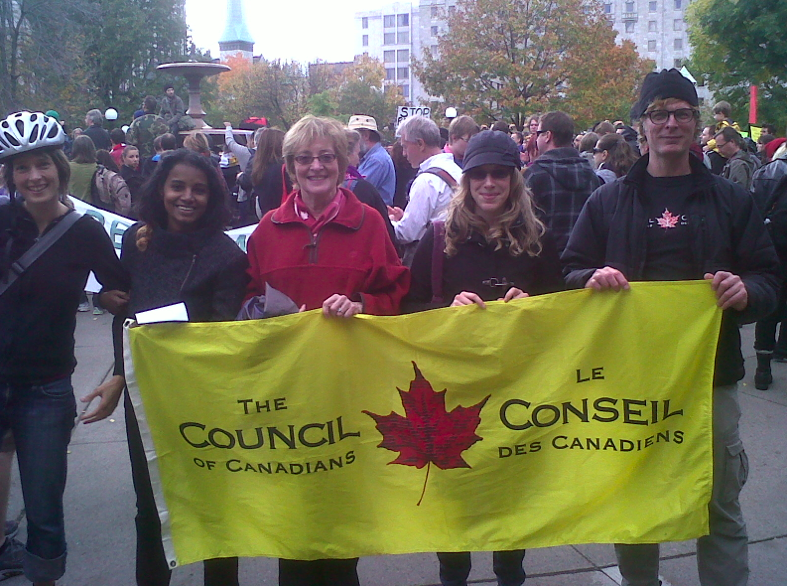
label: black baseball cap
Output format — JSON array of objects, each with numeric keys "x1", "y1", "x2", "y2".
[{"x1": 462, "y1": 130, "x2": 522, "y2": 172}]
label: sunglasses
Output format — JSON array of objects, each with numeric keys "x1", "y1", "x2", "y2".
[
  {"x1": 593, "y1": 148, "x2": 605, "y2": 154},
  {"x1": 536, "y1": 129, "x2": 550, "y2": 136},
  {"x1": 294, "y1": 153, "x2": 337, "y2": 166},
  {"x1": 465, "y1": 167, "x2": 511, "y2": 181}
]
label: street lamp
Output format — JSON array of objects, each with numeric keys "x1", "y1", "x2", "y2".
[{"x1": 105, "y1": 108, "x2": 118, "y2": 121}]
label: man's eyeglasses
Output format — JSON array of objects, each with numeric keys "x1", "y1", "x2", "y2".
[
  {"x1": 465, "y1": 167, "x2": 511, "y2": 181},
  {"x1": 294, "y1": 153, "x2": 337, "y2": 166},
  {"x1": 593, "y1": 148, "x2": 604, "y2": 154},
  {"x1": 645, "y1": 108, "x2": 697, "y2": 125},
  {"x1": 536, "y1": 129, "x2": 550, "y2": 136}
]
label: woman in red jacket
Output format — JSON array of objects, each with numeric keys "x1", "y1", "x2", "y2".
[
  {"x1": 245, "y1": 115, "x2": 409, "y2": 586},
  {"x1": 246, "y1": 116, "x2": 409, "y2": 320}
]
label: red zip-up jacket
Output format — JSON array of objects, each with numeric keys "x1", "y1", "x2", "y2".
[{"x1": 246, "y1": 188, "x2": 410, "y2": 315}]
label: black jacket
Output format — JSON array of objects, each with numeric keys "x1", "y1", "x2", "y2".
[
  {"x1": 562, "y1": 154, "x2": 781, "y2": 386},
  {"x1": 84, "y1": 125, "x2": 112, "y2": 151},
  {"x1": 0, "y1": 204, "x2": 128, "y2": 384},
  {"x1": 239, "y1": 159, "x2": 290, "y2": 219},
  {"x1": 344, "y1": 177, "x2": 397, "y2": 248},
  {"x1": 112, "y1": 222, "x2": 249, "y2": 375},
  {"x1": 119, "y1": 165, "x2": 145, "y2": 217},
  {"x1": 405, "y1": 223, "x2": 564, "y2": 312}
]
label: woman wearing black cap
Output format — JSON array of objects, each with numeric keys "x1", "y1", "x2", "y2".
[
  {"x1": 405, "y1": 130, "x2": 563, "y2": 312},
  {"x1": 404, "y1": 130, "x2": 564, "y2": 586}
]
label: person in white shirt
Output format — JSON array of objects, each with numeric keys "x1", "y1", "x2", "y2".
[{"x1": 388, "y1": 116, "x2": 462, "y2": 263}]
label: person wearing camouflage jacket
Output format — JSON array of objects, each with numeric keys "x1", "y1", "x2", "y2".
[{"x1": 125, "y1": 96, "x2": 169, "y2": 159}]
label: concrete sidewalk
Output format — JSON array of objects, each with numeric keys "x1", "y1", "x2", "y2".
[{"x1": 4, "y1": 313, "x2": 786, "y2": 585}]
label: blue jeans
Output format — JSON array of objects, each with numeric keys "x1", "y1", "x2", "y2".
[{"x1": 0, "y1": 377, "x2": 75, "y2": 582}]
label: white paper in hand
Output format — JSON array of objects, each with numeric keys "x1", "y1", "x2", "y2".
[{"x1": 136, "y1": 302, "x2": 189, "y2": 325}]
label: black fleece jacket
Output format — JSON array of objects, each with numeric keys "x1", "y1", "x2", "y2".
[
  {"x1": 1, "y1": 203, "x2": 128, "y2": 384},
  {"x1": 112, "y1": 222, "x2": 249, "y2": 375},
  {"x1": 562, "y1": 154, "x2": 781, "y2": 386}
]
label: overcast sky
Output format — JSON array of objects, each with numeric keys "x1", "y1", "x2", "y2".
[{"x1": 185, "y1": 0, "x2": 371, "y2": 64}]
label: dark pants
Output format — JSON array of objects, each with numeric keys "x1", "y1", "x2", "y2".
[
  {"x1": 0, "y1": 377, "x2": 75, "y2": 583},
  {"x1": 125, "y1": 392, "x2": 239, "y2": 586},
  {"x1": 278, "y1": 558, "x2": 359, "y2": 586},
  {"x1": 754, "y1": 283, "x2": 787, "y2": 353},
  {"x1": 437, "y1": 550, "x2": 526, "y2": 586}
]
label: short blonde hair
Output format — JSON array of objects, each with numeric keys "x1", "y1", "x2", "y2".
[
  {"x1": 183, "y1": 130, "x2": 211, "y2": 156},
  {"x1": 282, "y1": 116, "x2": 348, "y2": 186}
]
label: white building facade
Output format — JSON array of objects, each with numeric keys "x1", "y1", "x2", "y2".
[{"x1": 354, "y1": 0, "x2": 706, "y2": 108}]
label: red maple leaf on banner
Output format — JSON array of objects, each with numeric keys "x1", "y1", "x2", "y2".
[{"x1": 363, "y1": 362, "x2": 490, "y2": 505}]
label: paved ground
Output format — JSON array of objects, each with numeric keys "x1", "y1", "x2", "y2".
[{"x1": 4, "y1": 312, "x2": 785, "y2": 585}]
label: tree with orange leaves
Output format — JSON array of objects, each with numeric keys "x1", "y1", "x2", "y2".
[
  {"x1": 217, "y1": 54, "x2": 308, "y2": 130},
  {"x1": 414, "y1": 0, "x2": 652, "y2": 129}
]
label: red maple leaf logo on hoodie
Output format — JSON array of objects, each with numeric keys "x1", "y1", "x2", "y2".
[{"x1": 364, "y1": 362, "x2": 490, "y2": 505}]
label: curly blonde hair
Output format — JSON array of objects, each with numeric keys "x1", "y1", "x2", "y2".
[{"x1": 444, "y1": 168, "x2": 545, "y2": 258}]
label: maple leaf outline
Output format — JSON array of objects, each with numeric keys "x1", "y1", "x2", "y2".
[
  {"x1": 656, "y1": 208, "x2": 680, "y2": 229},
  {"x1": 363, "y1": 362, "x2": 490, "y2": 505}
]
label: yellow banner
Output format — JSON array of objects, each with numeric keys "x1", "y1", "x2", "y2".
[{"x1": 125, "y1": 281, "x2": 720, "y2": 567}]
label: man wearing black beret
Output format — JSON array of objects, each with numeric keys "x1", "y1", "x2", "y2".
[{"x1": 563, "y1": 68, "x2": 780, "y2": 586}]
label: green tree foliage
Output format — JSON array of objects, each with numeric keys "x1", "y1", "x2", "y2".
[
  {"x1": 0, "y1": 0, "x2": 88, "y2": 114},
  {"x1": 0, "y1": 0, "x2": 191, "y2": 124},
  {"x1": 217, "y1": 55, "x2": 309, "y2": 130},
  {"x1": 413, "y1": 0, "x2": 652, "y2": 129},
  {"x1": 687, "y1": 0, "x2": 787, "y2": 133},
  {"x1": 217, "y1": 55, "x2": 404, "y2": 131},
  {"x1": 81, "y1": 0, "x2": 191, "y2": 121},
  {"x1": 330, "y1": 55, "x2": 405, "y2": 129}
]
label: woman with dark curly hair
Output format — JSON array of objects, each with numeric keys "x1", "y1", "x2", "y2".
[
  {"x1": 103, "y1": 148, "x2": 248, "y2": 586},
  {"x1": 593, "y1": 132, "x2": 639, "y2": 184}
]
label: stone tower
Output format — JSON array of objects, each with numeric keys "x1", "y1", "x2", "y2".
[{"x1": 219, "y1": 0, "x2": 254, "y2": 63}]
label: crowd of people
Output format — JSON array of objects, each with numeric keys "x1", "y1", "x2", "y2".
[{"x1": 0, "y1": 67, "x2": 784, "y2": 586}]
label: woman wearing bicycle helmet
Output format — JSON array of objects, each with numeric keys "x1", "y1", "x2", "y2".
[{"x1": 0, "y1": 111, "x2": 127, "y2": 585}]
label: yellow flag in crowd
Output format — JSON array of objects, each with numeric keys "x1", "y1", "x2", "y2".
[{"x1": 125, "y1": 281, "x2": 720, "y2": 567}]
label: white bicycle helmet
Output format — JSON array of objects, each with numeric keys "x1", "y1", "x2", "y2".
[{"x1": 0, "y1": 111, "x2": 65, "y2": 161}]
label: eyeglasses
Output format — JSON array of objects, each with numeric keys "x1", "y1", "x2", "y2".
[
  {"x1": 593, "y1": 148, "x2": 605, "y2": 154},
  {"x1": 293, "y1": 153, "x2": 337, "y2": 166},
  {"x1": 536, "y1": 129, "x2": 550, "y2": 136},
  {"x1": 714, "y1": 139, "x2": 728, "y2": 148},
  {"x1": 465, "y1": 167, "x2": 511, "y2": 181},
  {"x1": 645, "y1": 108, "x2": 697, "y2": 125}
]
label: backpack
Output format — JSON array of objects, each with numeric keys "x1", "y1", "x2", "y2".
[
  {"x1": 91, "y1": 164, "x2": 132, "y2": 217},
  {"x1": 399, "y1": 167, "x2": 458, "y2": 266}
]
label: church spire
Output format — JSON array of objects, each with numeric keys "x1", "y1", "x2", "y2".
[{"x1": 219, "y1": 0, "x2": 254, "y2": 62}]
